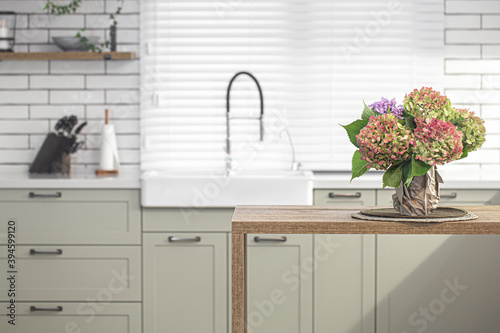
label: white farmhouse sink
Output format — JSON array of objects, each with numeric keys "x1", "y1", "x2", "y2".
[{"x1": 141, "y1": 170, "x2": 313, "y2": 207}]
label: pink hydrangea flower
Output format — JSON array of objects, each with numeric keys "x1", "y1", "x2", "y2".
[
  {"x1": 356, "y1": 114, "x2": 413, "y2": 170},
  {"x1": 414, "y1": 117, "x2": 463, "y2": 165},
  {"x1": 404, "y1": 87, "x2": 454, "y2": 120}
]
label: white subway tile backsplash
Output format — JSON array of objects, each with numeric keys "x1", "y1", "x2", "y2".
[
  {"x1": 483, "y1": 15, "x2": 500, "y2": 29},
  {"x1": 85, "y1": 120, "x2": 140, "y2": 134},
  {"x1": 106, "y1": 90, "x2": 140, "y2": 104},
  {"x1": 482, "y1": 105, "x2": 500, "y2": 119},
  {"x1": 446, "y1": 30, "x2": 500, "y2": 44},
  {"x1": 445, "y1": 15, "x2": 480, "y2": 29},
  {"x1": 87, "y1": 105, "x2": 140, "y2": 119},
  {"x1": 106, "y1": 60, "x2": 140, "y2": 74},
  {"x1": 30, "y1": 75, "x2": 85, "y2": 89},
  {"x1": 0, "y1": 150, "x2": 35, "y2": 164},
  {"x1": 483, "y1": 134, "x2": 500, "y2": 148},
  {"x1": 106, "y1": 1, "x2": 140, "y2": 14},
  {"x1": 30, "y1": 105, "x2": 85, "y2": 119},
  {"x1": 86, "y1": 14, "x2": 140, "y2": 29},
  {"x1": 116, "y1": 29, "x2": 140, "y2": 44},
  {"x1": 86, "y1": 75, "x2": 139, "y2": 89},
  {"x1": 71, "y1": 149, "x2": 139, "y2": 164},
  {"x1": 0, "y1": 76, "x2": 29, "y2": 90},
  {"x1": 50, "y1": 90, "x2": 105, "y2": 105},
  {"x1": 50, "y1": 61, "x2": 105, "y2": 74},
  {"x1": 15, "y1": 29, "x2": 48, "y2": 44},
  {"x1": 0, "y1": 136, "x2": 29, "y2": 149},
  {"x1": 30, "y1": 15, "x2": 85, "y2": 29},
  {"x1": 0, "y1": 121, "x2": 48, "y2": 134},
  {"x1": 0, "y1": 91, "x2": 48, "y2": 105},
  {"x1": 0, "y1": 0, "x2": 141, "y2": 172},
  {"x1": 483, "y1": 75, "x2": 500, "y2": 89},
  {"x1": 446, "y1": 1, "x2": 500, "y2": 14},
  {"x1": 0, "y1": 106, "x2": 29, "y2": 120},
  {"x1": 85, "y1": 134, "x2": 141, "y2": 149},
  {"x1": 483, "y1": 45, "x2": 500, "y2": 58},
  {"x1": 446, "y1": 89, "x2": 500, "y2": 104},
  {"x1": 1, "y1": 1, "x2": 47, "y2": 13},
  {"x1": 0, "y1": 61, "x2": 48, "y2": 75},
  {"x1": 444, "y1": 74, "x2": 481, "y2": 88},
  {"x1": 446, "y1": 60, "x2": 500, "y2": 74},
  {"x1": 484, "y1": 119, "x2": 500, "y2": 134}
]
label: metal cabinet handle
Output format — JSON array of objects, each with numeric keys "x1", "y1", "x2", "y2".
[
  {"x1": 254, "y1": 236, "x2": 287, "y2": 243},
  {"x1": 168, "y1": 236, "x2": 201, "y2": 243},
  {"x1": 441, "y1": 192, "x2": 457, "y2": 199},
  {"x1": 328, "y1": 192, "x2": 361, "y2": 198},
  {"x1": 30, "y1": 249, "x2": 63, "y2": 255},
  {"x1": 29, "y1": 192, "x2": 62, "y2": 198},
  {"x1": 30, "y1": 306, "x2": 63, "y2": 312}
]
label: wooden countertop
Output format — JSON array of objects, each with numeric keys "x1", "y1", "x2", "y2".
[{"x1": 232, "y1": 205, "x2": 500, "y2": 235}]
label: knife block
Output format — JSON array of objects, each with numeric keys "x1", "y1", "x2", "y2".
[{"x1": 29, "y1": 133, "x2": 73, "y2": 174}]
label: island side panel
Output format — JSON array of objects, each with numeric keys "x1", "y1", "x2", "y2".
[{"x1": 232, "y1": 232, "x2": 247, "y2": 333}]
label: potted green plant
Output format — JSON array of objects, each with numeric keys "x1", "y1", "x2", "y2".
[{"x1": 44, "y1": 0, "x2": 123, "y2": 52}]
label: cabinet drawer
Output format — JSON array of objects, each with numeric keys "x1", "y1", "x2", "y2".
[
  {"x1": 0, "y1": 302, "x2": 141, "y2": 333},
  {"x1": 314, "y1": 189, "x2": 376, "y2": 206},
  {"x1": 143, "y1": 208, "x2": 234, "y2": 232},
  {"x1": 377, "y1": 189, "x2": 500, "y2": 206},
  {"x1": 0, "y1": 246, "x2": 141, "y2": 302},
  {"x1": 0, "y1": 189, "x2": 140, "y2": 245}
]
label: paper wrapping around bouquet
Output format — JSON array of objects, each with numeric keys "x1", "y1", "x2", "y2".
[{"x1": 392, "y1": 166, "x2": 444, "y2": 216}]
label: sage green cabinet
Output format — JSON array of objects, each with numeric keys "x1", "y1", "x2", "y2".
[
  {"x1": 377, "y1": 235, "x2": 500, "y2": 333},
  {"x1": 314, "y1": 235, "x2": 375, "y2": 333},
  {"x1": 377, "y1": 189, "x2": 500, "y2": 206},
  {"x1": 314, "y1": 189, "x2": 376, "y2": 206},
  {"x1": 144, "y1": 233, "x2": 228, "y2": 333},
  {"x1": 246, "y1": 234, "x2": 313, "y2": 333}
]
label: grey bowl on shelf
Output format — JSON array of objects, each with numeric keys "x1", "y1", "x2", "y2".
[{"x1": 52, "y1": 36, "x2": 100, "y2": 52}]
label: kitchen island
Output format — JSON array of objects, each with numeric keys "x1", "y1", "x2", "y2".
[{"x1": 231, "y1": 205, "x2": 500, "y2": 333}]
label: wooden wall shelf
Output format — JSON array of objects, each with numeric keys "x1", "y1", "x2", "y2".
[{"x1": 0, "y1": 52, "x2": 135, "y2": 61}]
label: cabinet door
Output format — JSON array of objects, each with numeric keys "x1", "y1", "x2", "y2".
[
  {"x1": 0, "y1": 302, "x2": 141, "y2": 333},
  {"x1": 246, "y1": 234, "x2": 313, "y2": 333},
  {"x1": 377, "y1": 235, "x2": 500, "y2": 333},
  {"x1": 144, "y1": 233, "x2": 227, "y2": 333},
  {"x1": 314, "y1": 235, "x2": 375, "y2": 333},
  {"x1": 314, "y1": 189, "x2": 376, "y2": 206}
]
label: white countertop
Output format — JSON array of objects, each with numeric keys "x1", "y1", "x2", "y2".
[
  {"x1": 0, "y1": 171, "x2": 140, "y2": 189},
  {"x1": 0, "y1": 170, "x2": 498, "y2": 190},
  {"x1": 313, "y1": 171, "x2": 500, "y2": 190}
]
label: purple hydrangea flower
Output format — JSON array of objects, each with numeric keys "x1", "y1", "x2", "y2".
[{"x1": 369, "y1": 97, "x2": 404, "y2": 119}]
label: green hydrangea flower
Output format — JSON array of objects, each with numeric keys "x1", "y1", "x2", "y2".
[{"x1": 455, "y1": 108, "x2": 486, "y2": 152}]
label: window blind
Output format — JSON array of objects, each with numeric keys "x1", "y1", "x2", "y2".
[{"x1": 141, "y1": 0, "x2": 444, "y2": 173}]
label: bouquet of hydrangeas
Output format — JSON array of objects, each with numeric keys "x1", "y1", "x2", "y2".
[{"x1": 343, "y1": 87, "x2": 486, "y2": 189}]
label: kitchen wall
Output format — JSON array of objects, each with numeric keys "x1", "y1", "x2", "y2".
[
  {"x1": 0, "y1": 0, "x2": 139, "y2": 173},
  {"x1": 443, "y1": 0, "x2": 500, "y2": 180},
  {"x1": 0, "y1": 0, "x2": 499, "y2": 178}
]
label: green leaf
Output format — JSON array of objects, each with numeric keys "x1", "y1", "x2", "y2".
[
  {"x1": 341, "y1": 119, "x2": 367, "y2": 148},
  {"x1": 402, "y1": 160, "x2": 412, "y2": 187},
  {"x1": 361, "y1": 102, "x2": 378, "y2": 121},
  {"x1": 460, "y1": 145, "x2": 468, "y2": 159},
  {"x1": 351, "y1": 150, "x2": 369, "y2": 182},
  {"x1": 382, "y1": 164, "x2": 403, "y2": 189},
  {"x1": 411, "y1": 156, "x2": 432, "y2": 177},
  {"x1": 405, "y1": 113, "x2": 416, "y2": 129}
]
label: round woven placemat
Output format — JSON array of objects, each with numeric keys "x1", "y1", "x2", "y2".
[{"x1": 352, "y1": 207, "x2": 478, "y2": 223}]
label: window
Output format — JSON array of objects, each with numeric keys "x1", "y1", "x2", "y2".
[{"x1": 141, "y1": 0, "x2": 444, "y2": 173}]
